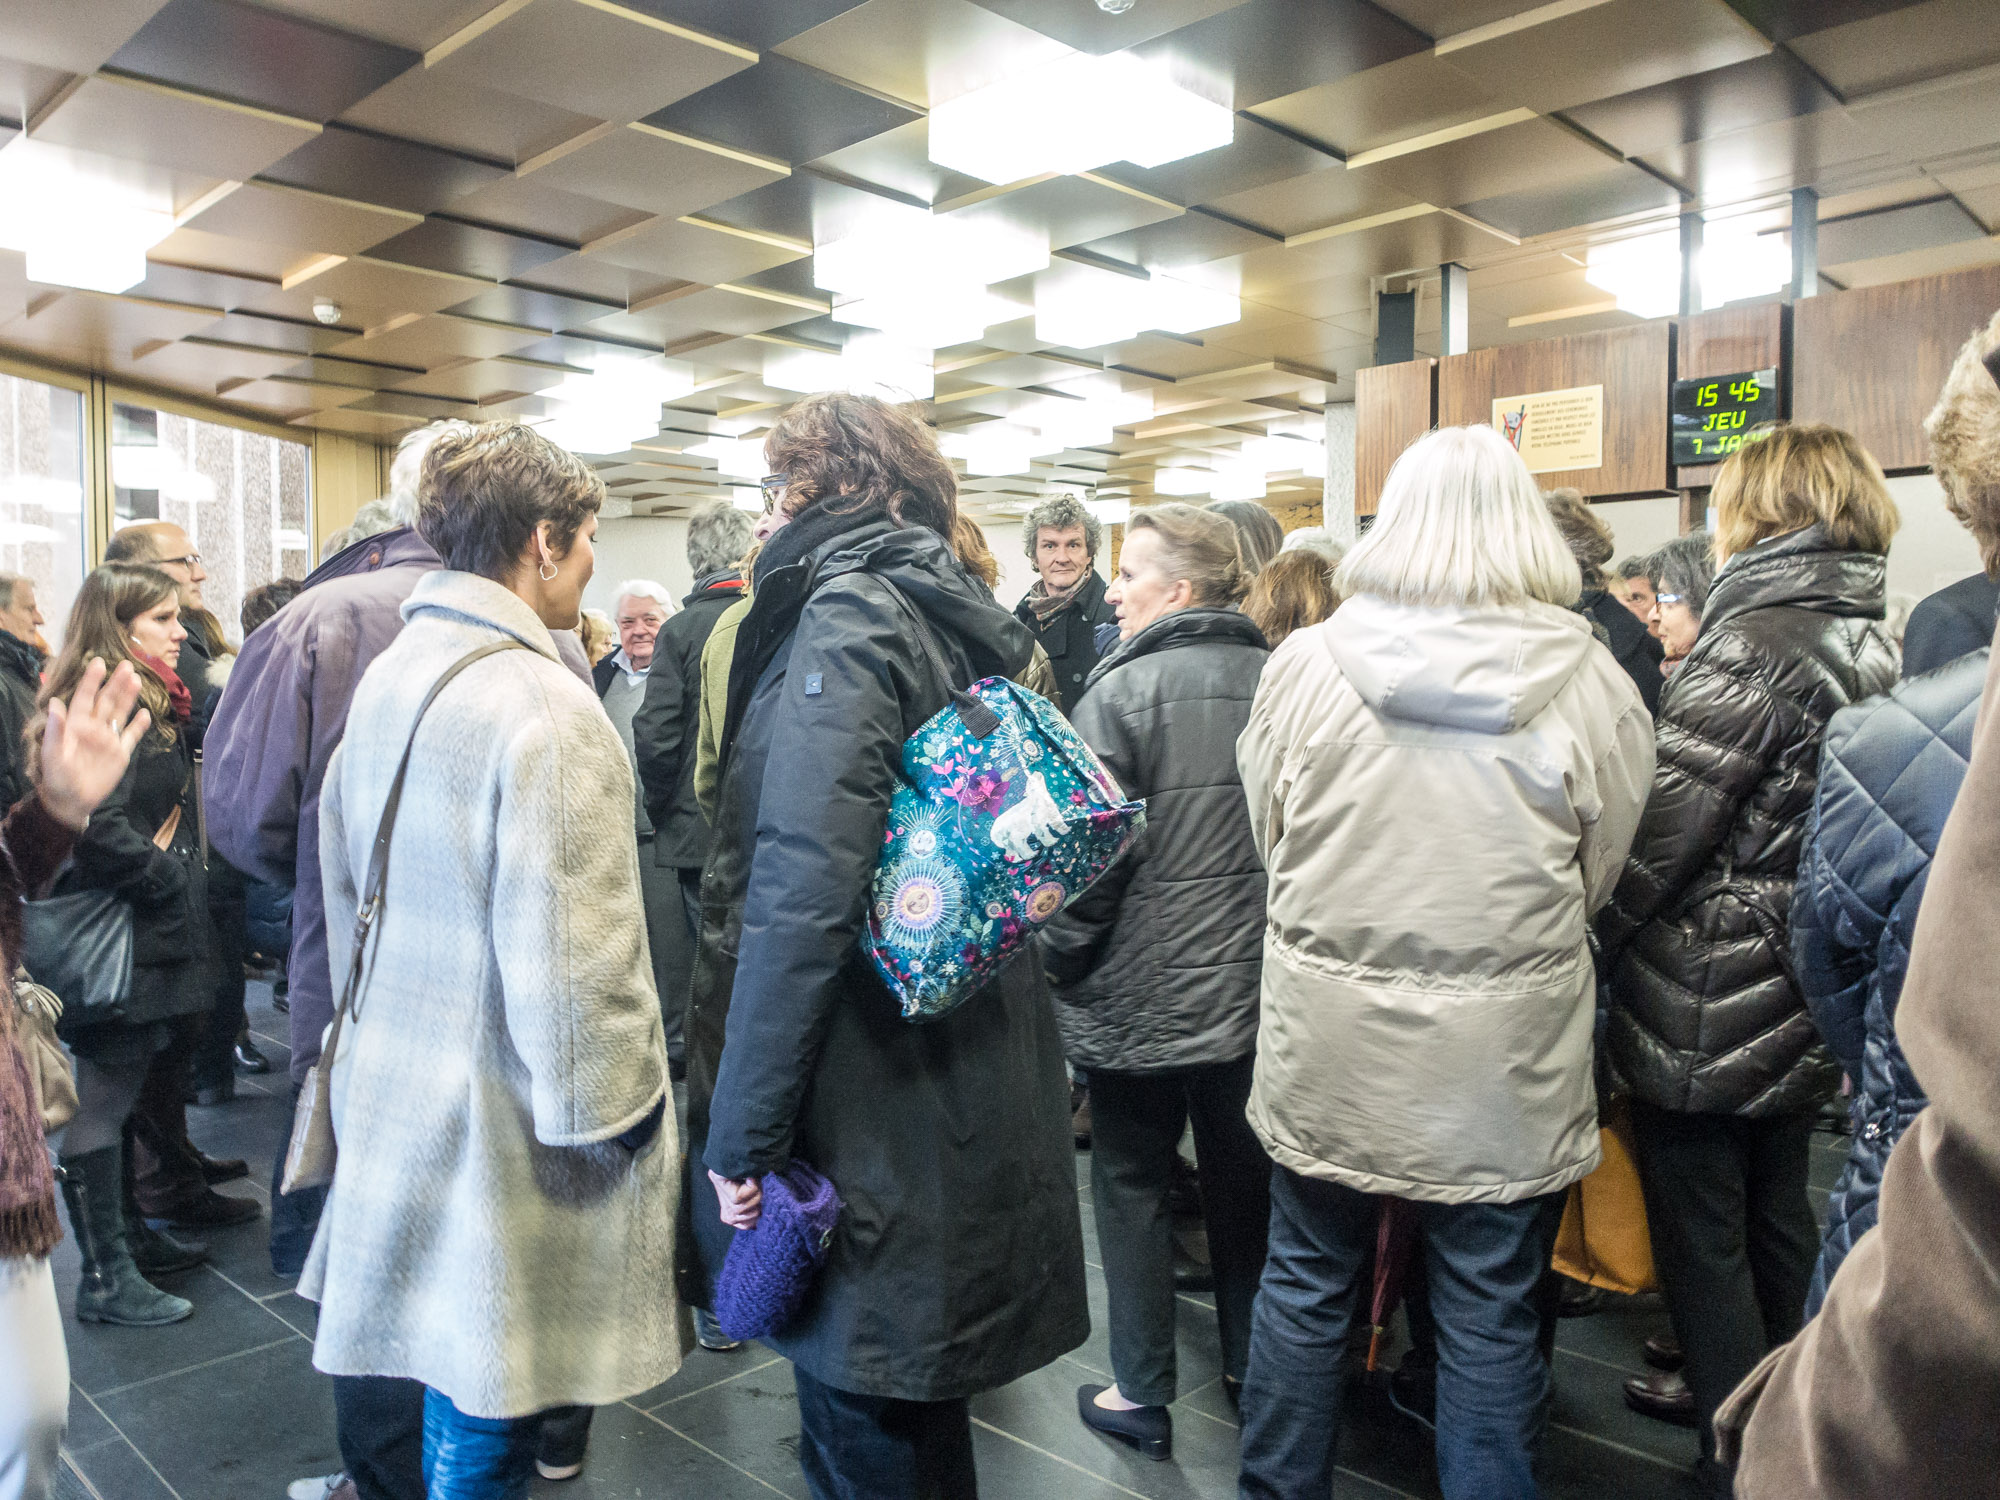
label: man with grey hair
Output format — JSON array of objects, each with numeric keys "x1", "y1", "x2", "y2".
[
  {"x1": 1013, "y1": 490, "x2": 1115, "y2": 713},
  {"x1": 0, "y1": 571, "x2": 45, "y2": 810},
  {"x1": 634, "y1": 501, "x2": 755, "y2": 1084},
  {"x1": 320, "y1": 498, "x2": 400, "y2": 562}
]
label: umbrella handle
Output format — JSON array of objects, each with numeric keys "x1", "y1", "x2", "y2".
[{"x1": 1365, "y1": 1324, "x2": 1386, "y2": 1372}]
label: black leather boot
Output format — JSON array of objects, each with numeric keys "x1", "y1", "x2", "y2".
[{"x1": 60, "y1": 1145, "x2": 194, "y2": 1326}]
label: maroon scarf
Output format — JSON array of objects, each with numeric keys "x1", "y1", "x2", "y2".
[{"x1": 134, "y1": 649, "x2": 193, "y2": 723}]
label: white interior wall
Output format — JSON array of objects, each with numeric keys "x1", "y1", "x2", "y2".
[
  {"x1": 1596, "y1": 495, "x2": 1685, "y2": 570},
  {"x1": 1883, "y1": 472, "x2": 1983, "y2": 602}
]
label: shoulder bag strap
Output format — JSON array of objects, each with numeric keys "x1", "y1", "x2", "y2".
[{"x1": 333, "y1": 639, "x2": 527, "y2": 1030}]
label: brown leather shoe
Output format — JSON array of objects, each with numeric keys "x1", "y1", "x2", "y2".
[
  {"x1": 1644, "y1": 1333, "x2": 1684, "y2": 1372},
  {"x1": 1623, "y1": 1369, "x2": 1696, "y2": 1427}
]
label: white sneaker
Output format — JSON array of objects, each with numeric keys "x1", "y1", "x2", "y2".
[{"x1": 286, "y1": 1474, "x2": 347, "y2": 1500}]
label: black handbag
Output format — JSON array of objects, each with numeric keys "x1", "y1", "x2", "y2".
[{"x1": 19, "y1": 887, "x2": 135, "y2": 1022}]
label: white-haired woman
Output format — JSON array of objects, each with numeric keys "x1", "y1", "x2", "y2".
[{"x1": 1235, "y1": 425, "x2": 1655, "y2": 1500}]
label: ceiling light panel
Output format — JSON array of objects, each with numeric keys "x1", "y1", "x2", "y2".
[
  {"x1": 1033, "y1": 260, "x2": 1239, "y2": 348},
  {"x1": 929, "y1": 51, "x2": 1232, "y2": 184}
]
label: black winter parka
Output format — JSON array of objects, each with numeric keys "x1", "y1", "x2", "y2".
[
  {"x1": 681, "y1": 518, "x2": 1088, "y2": 1402},
  {"x1": 1597, "y1": 526, "x2": 1897, "y2": 1117},
  {"x1": 1042, "y1": 606, "x2": 1269, "y2": 1072},
  {"x1": 1013, "y1": 571, "x2": 1116, "y2": 713},
  {"x1": 633, "y1": 573, "x2": 746, "y2": 869},
  {"x1": 1792, "y1": 645, "x2": 1984, "y2": 1307}
]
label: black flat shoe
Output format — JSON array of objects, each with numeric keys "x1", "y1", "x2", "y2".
[
  {"x1": 1643, "y1": 1333, "x2": 1684, "y2": 1372},
  {"x1": 235, "y1": 1040, "x2": 272, "y2": 1075},
  {"x1": 1623, "y1": 1370, "x2": 1696, "y2": 1427},
  {"x1": 1076, "y1": 1385, "x2": 1171, "y2": 1461}
]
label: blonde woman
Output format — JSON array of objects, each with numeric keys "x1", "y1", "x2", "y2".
[
  {"x1": 1236, "y1": 425, "x2": 1654, "y2": 1500},
  {"x1": 1596, "y1": 423, "x2": 1899, "y2": 1497}
]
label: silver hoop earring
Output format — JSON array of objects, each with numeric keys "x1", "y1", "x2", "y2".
[{"x1": 538, "y1": 560, "x2": 557, "y2": 581}]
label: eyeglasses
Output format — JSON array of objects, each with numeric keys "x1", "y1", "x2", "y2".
[
  {"x1": 1654, "y1": 592, "x2": 1684, "y2": 606},
  {"x1": 158, "y1": 553, "x2": 203, "y2": 569},
  {"x1": 758, "y1": 474, "x2": 789, "y2": 512}
]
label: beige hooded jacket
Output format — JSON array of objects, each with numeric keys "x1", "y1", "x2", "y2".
[{"x1": 1237, "y1": 593, "x2": 1655, "y2": 1204}]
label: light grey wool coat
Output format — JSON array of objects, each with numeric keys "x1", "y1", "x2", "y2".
[{"x1": 301, "y1": 570, "x2": 684, "y2": 1418}]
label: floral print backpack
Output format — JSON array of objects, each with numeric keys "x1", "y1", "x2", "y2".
[{"x1": 865, "y1": 600, "x2": 1145, "y2": 1021}]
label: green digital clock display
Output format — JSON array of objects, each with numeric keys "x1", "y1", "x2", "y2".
[{"x1": 1672, "y1": 368, "x2": 1778, "y2": 465}]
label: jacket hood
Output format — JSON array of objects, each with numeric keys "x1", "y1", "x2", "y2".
[
  {"x1": 1086, "y1": 606, "x2": 1267, "y2": 689},
  {"x1": 400, "y1": 569, "x2": 563, "y2": 664},
  {"x1": 304, "y1": 525, "x2": 440, "y2": 590},
  {"x1": 813, "y1": 520, "x2": 1034, "y2": 681},
  {"x1": 1704, "y1": 523, "x2": 1886, "y2": 631},
  {"x1": 1326, "y1": 593, "x2": 1596, "y2": 734},
  {"x1": 685, "y1": 571, "x2": 744, "y2": 607}
]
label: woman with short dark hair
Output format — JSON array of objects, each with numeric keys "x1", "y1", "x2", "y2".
[
  {"x1": 303, "y1": 420, "x2": 682, "y2": 1497},
  {"x1": 691, "y1": 391, "x2": 1088, "y2": 1499}
]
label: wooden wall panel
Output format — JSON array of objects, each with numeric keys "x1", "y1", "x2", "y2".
[
  {"x1": 1355, "y1": 358, "x2": 1435, "y2": 515},
  {"x1": 1793, "y1": 263, "x2": 2000, "y2": 473},
  {"x1": 1674, "y1": 303, "x2": 1784, "y2": 489},
  {"x1": 310, "y1": 431, "x2": 388, "y2": 553},
  {"x1": 1438, "y1": 323, "x2": 1671, "y2": 498}
]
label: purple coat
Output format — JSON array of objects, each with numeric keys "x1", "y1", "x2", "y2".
[{"x1": 206, "y1": 527, "x2": 592, "y2": 1081}]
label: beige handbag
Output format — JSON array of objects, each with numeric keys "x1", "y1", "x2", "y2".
[
  {"x1": 281, "y1": 640, "x2": 524, "y2": 1194},
  {"x1": 13, "y1": 971, "x2": 78, "y2": 1135}
]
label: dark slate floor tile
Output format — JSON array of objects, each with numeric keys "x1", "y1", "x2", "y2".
[
  {"x1": 638, "y1": 1347, "x2": 787, "y2": 1412},
  {"x1": 66, "y1": 1433, "x2": 180, "y2": 1500},
  {"x1": 530, "y1": 1400, "x2": 800, "y2": 1499},
  {"x1": 1552, "y1": 1302, "x2": 1672, "y2": 1375},
  {"x1": 62, "y1": 1260, "x2": 302, "y2": 1398},
  {"x1": 97, "y1": 1336, "x2": 336, "y2": 1500},
  {"x1": 1539, "y1": 1422, "x2": 1703, "y2": 1500},
  {"x1": 969, "y1": 1418, "x2": 1177, "y2": 1500},
  {"x1": 63, "y1": 1385, "x2": 117, "y2": 1451},
  {"x1": 1550, "y1": 1350, "x2": 1699, "y2": 1468},
  {"x1": 639, "y1": 1357, "x2": 811, "y2": 1499}
]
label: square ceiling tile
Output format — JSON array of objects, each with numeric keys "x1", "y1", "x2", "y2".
[
  {"x1": 1787, "y1": 0, "x2": 2000, "y2": 96},
  {"x1": 501, "y1": 253, "x2": 686, "y2": 307},
  {"x1": 1849, "y1": 72, "x2": 2000, "y2": 168},
  {"x1": 442, "y1": 283, "x2": 625, "y2": 332},
  {"x1": 943, "y1": 175, "x2": 1184, "y2": 254},
  {"x1": 5, "y1": 290, "x2": 222, "y2": 363},
  {"x1": 1093, "y1": 119, "x2": 1341, "y2": 210},
  {"x1": 1816, "y1": 196, "x2": 1988, "y2": 264},
  {"x1": 443, "y1": 175, "x2": 651, "y2": 246},
  {"x1": 1132, "y1": 0, "x2": 1426, "y2": 111},
  {"x1": 188, "y1": 310, "x2": 360, "y2": 355},
  {"x1": 584, "y1": 284, "x2": 824, "y2": 342},
  {"x1": 178, "y1": 180, "x2": 423, "y2": 257},
  {"x1": 261, "y1": 123, "x2": 510, "y2": 214},
  {"x1": 697, "y1": 170, "x2": 909, "y2": 248},
  {"x1": 1205, "y1": 165, "x2": 1426, "y2": 239},
  {"x1": 1355, "y1": 117, "x2": 1639, "y2": 212},
  {"x1": 424, "y1": 0, "x2": 755, "y2": 126},
  {"x1": 1248, "y1": 50, "x2": 1504, "y2": 159},
  {"x1": 31, "y1": 73, "x2": 321, "y2": 180},
  {"x1": 382, "y1": 355, "x2": 572, "y2": 400},
  {"x1": 644, "y1": 54, "x2": 922, "y2": 165},
  {"x1": 290, "y1": 404, "x2": 426, "y2": 436},
  {"x1": 1715, "y1": 0, "x2": 1928, "y2": 45},
  {"x1": 366, "y1": 216, "x2": 575, "y2": 280},
  {"x1": 248, "y1": 0, "x2": 494, "y2": 51},
  {"x1": 1441, "y1": 0, "x2": 1770, "y2": 116},
  {"x1": 585, "y1": 215, "x2": 810, "y2": 284},
  {"x1": 1454, "y1": 165, "x2": 1685, "y2": 239},
  {"x1": 217, "y1": 374, "x2": 367, "y2": 412},
  {"x1": 967, "y1": 0, "x2": 1249, "y2": 53},
  {"x1": 339, "y1": 65, "x2": 600, "y2": 167},
  {"x1": 108, "y1": 0, "x2": 419, "y2": 122},
  {"x1": 809, "y1": 120, "x2": 989, "y2": 207},
  {"x1": 1562, "y1": 49, "x2": 1840, "y2": 159},
  {"x1": 516, "y1": 124, "x2": 788, "y2": 218},
  {"x1": 0, "y1": 0, "x2": 171, "y2": 74},
  {"x1": 279, "y1": 353, "x2": 427, "y2": 389},
  {"x1": 773, "y1": 0, "x2": 1071, "y2": 110},
  {"x1": 145, "y1": 228, "x2": 302, "y2": 284},
  {"x1": 327, "y1": 311, "x2": 549, "y2": 366},
  {"x1": 125, "y1": 259, "x2": 278, "y2": 311},
  {"x1": 0, "y1": 58, "x2": 74, "y2": 125},
  {"x1": 1639, "y1": 110, "x2": 1905, "y2": 202},
  {"x1": 1072, "y1": 208, "x2": 1280, "y2": 272},
  {"x1": 239, "y1": 254, "x2": 494, "y2": 327},
  {"x1": 615, "y1": 0, "x2": 867, "y2": 50}
]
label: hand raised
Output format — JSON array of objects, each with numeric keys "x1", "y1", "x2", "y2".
[{"x1": 38, "y1": 659, "x2": 151, "y2": 831}]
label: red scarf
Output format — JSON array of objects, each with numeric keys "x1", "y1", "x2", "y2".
[{"x1": 134, "y1": 649, "x2": 193, "y2": 723}]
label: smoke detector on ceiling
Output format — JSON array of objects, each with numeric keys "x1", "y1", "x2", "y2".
[
  {"x1": 1095, "y1": 0, "x2": 1135, "y2": 11},
  {"x1": 311, "y1": 298, "x2": 343, "y2": 325}
]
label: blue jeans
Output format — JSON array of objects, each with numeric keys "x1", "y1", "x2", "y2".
[
  {"x1": 1238, "y1": 1166, "x2": 1564, "y2": 1500},
  {"x1": 422, "y1": 1389, "x2": 540, "y2": 1500}
]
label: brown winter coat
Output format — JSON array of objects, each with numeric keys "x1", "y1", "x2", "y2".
[{"x1": 1720, "y1": 635, "x2": 2000, "y2": 1495}]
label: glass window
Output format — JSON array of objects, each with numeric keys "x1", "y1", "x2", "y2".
[
  {"x1": 111, "y1": 402, "x2": 312, "y2": 648},
  {"x1": 0, "y1": 372, "x2": 87, "y2": 651}
]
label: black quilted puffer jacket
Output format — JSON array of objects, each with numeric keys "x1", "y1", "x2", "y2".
[{"x1": 1596, "y1": 525, "x2": 1898, "y2": 1117}]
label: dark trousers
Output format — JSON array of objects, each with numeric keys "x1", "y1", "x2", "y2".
[
  {"x1": 130, "y1": 1011, "x2": 210, "y2": 1215},
  {"x1": 1088, "y1": 1056, "x2": 1270, "y2": 1403},
  {"x1": 1628, "y1": 1103, "x2": 1817, "y2": 1473},
  {"x1": 192, "y1": 862, "x2": 249, "y2": 1092},
  {"x1": 792, "y1": 1365, "x2": 976, "y2": 1500},
  {"x1": 268, "y1": 1082, "x2": 328, "y2": 1277},
  {"x1": 334, "y1": 1374, "x2": 426, "y2": 1500},
  {"x1": 1239, "y1": 1166, "x2": 1564, "y2": 1500},
  {"x1": 636, "y1": 838, "x2": 689, "y2": 1068}
]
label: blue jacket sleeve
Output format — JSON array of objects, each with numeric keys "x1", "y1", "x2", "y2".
[
  {"x1": 702, "y1": 580, "x2": 912, "y2": 1180},
  {"x1": 1791, "y1": 723, "x2": 1886, "y2": 1079}
]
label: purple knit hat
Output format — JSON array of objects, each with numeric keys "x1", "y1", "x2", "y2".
[{"x1": 714, "y1": 1162, "x2": 843, "y2": 1342}]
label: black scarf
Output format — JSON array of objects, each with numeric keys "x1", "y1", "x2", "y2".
[{"x1": 752, "y1": 501, "x2": 884, "y2": 588}]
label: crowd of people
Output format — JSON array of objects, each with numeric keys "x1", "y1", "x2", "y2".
[{"x1": 2, "y1": 306, "x2": 2000, "y2": 1500}]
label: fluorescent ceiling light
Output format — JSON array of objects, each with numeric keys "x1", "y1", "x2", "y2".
[
  {"x1": 728, "y1": 487, "x2": 764, "y2": 513},
  {"x1": 930, "y1": 52, "x2": 1232, "y2": 184},
  {"x1": 941, "y1": 423, "x2": 1051, "y2": 477},
  {"x1": 538, "y1": 410, "x2": 644, "y2": 456},
  {"x1": 1701, "y1": 220, "x2": 1790, "y2": 309},
  {"x1": 1152, "y1": 467, "x2": 1213, "y2": 496},
  {"x1": 815, "y1": 206, "x2": 1047, "y2": 295},
  {"x1": 1584, "y1": 222, "x2": 1790, "y2": 319},
  {"x1": 763, "y1": 335, "x2": 935, "y2": 401},
  {"x1": 1083, "y1": 497, "x2": 1129, "y2": 525},
  {"x1": 1014, "y1": 388, "x2": 1154, "y2": 449},
  {"x1": 0, "y1": 140, "x2": 176, "y2": 294},
  {"x1": 534, "y1": 356, "x2": 690, "y2": 454},
  {"x1": 1035, "y1": 263, "x2": 1239, "y2": 349},
  {"x1": 690, "y1": 437, "x2": 766, "y2": 477},
  {"x1": 830, "y1": 287, "x2": 1029, "y2": 349},
  {"x1": 1243, "y1": 435, "x2": 1327, "y2": 476},
  {"x1": 1209, "y1": 463, "x2": 1267, "y2": 502}
]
